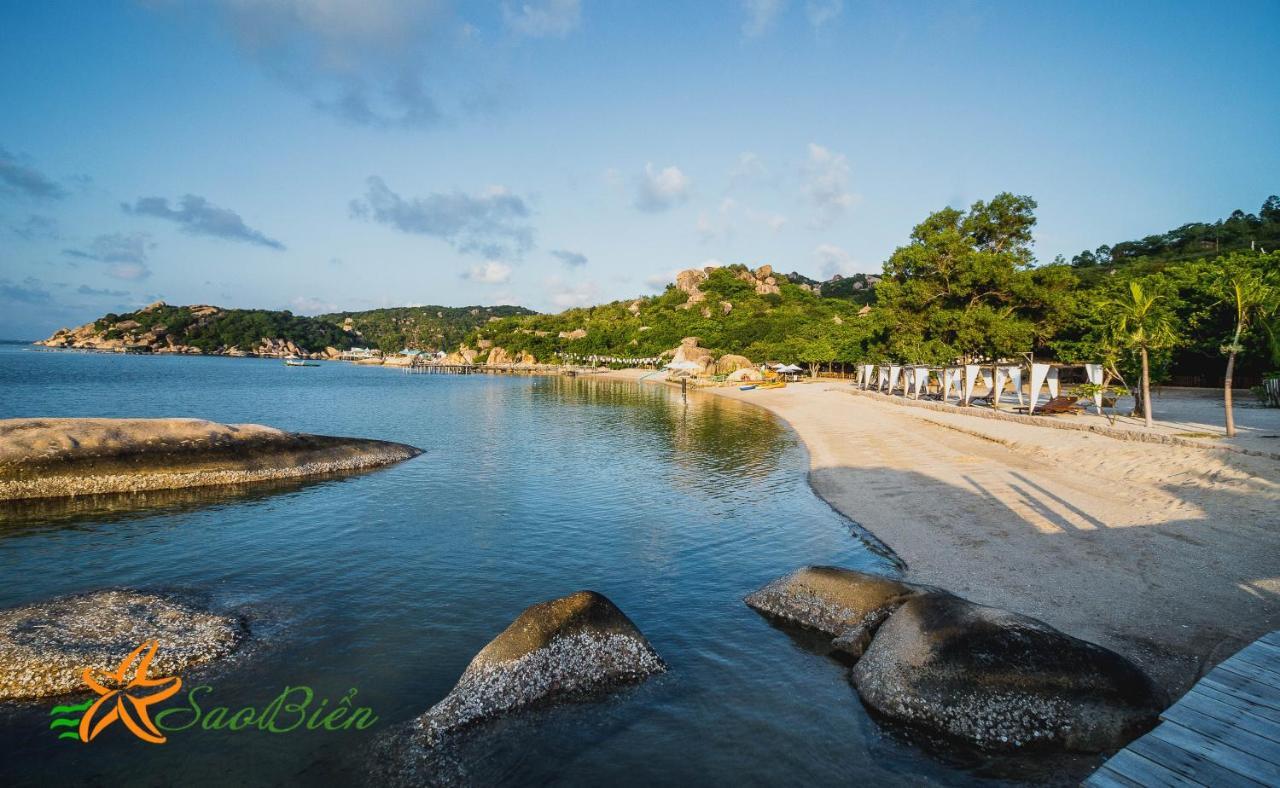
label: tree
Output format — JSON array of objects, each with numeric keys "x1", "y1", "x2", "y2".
[
  {"x1": 1105, "y1": 280, "x2": 1178, "y2": 428},
  {"x1": 874, "y1": 193, "x2": 1077, "y2": 364},
  {"x1": 1212, "y1": 254, "x2": 1280, "y2": 436}
]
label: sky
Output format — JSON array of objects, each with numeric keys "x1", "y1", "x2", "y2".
[{"x1": 1, "y1": 0, "x2": 1278, "y2": 339}]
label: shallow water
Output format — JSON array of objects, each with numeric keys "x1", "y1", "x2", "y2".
[{"x1": 0, "y1": 347, "x2": 1083, "y2": 785}]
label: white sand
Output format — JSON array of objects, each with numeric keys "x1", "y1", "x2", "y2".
[{"x1": 601, "y1": 370, "x2": 1280, "y2": 693}]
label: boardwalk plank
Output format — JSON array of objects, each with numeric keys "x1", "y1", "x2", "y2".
[
  {"x1": 1217, "y1": 654, "x2": 1280, "y2": 685},
  {"x1": 1085, "y1": 749, "x2": 1199, "y2": 787},
  {"x1": 1201, "y1": 672, "x2": 1280, "y2": 713},
  {"x1": 1160, "y1": 704, "x2": 1280, "y2": 762},
  {"x1": 1128, "y1": 729, "x2": 1266, "y2": 787},
  {"x1": 1184, "y1": 682, "x2": 1280, "y2": 725},
  {"x1": 1259, "y1": 631, "x2": 1280, "y2": 650},
  {"x1": 1227, "y1": 650, "x2": 1280, "y2": 684},
  {"x1": 1148, "y1": 721, "x2": 1280, "y2": 785},
  {"x1": 1167, "y1": 690, "x2": 1280, "y2": 745}
]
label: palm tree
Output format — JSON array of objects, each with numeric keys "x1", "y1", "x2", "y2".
[
  {"x1": 1107, "y1": 281, "x2": 1177, "y2": 428},
  {"x1": 1214, "y1": 261, "x2": 1279, "y2": 437}
]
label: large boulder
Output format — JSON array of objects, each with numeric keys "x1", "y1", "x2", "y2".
[
  {"x1": 715, "y1": 354, "x2": 753, "y2": 375},
  {"x1": 486, "y1": 347, "x2": 512, "y2": 366},
  {"x1": 745, "y1": 567, "x2": 927, "y2": 656},
  {"x1": 670, "y1": 337, "x2": 714, "y2": 373},
  {"x1": 851, "y1": 593, "x2": 1166, "y2": 751},
  {"x1": 674, "y1": 269, "x2": 708, "y2": 309},
  {"x1": 418, "y1": 591, "x2": 664, "y2": 744},
  {"x1": 0, "y1": 589, "x2": 245, "y2": 700}
]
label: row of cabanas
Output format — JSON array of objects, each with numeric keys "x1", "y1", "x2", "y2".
[
  {"x1": 561, "y1": 353, "x2": 663, "y2": 366},
  {"x1": 853, "y1": 362, "x2": 1108, "y2": 415}
]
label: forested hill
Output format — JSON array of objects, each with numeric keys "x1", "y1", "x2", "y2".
[
  {"x1": 37, "y1": 302, "x2": 535, "y2": 356},
  {"x1": 315, "y1": 305, "x2": 534, "y2": 353},
  {"x1": 1069, "y1": 194, "x2": 1280, "y2": 276}
]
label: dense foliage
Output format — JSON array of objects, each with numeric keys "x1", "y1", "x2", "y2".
[
  {"x1": 465, "y1": 265, "x2": 867, "y2": 365},
  {"x1": 94, "y1": 304, "x2": 353, "y2": 353},
  {"x1": 317, "y1": 305, "x2": 535, "y2": 353},
  {"x1": 1069, "y1": 195, "x2": 1280, "y2": 276}
]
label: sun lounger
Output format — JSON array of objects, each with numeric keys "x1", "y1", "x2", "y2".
[{"x1": 1017, "y1": 396, "x2": 1083, "y2": 415}]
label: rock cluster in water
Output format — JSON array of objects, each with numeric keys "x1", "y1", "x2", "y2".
[
  {"x1": 0, "y1": 417, "x2": 422, "y2": 501},
  {"x1": 746, "y1": 566, "x2": 1165, "y2": 752},
  {"x1": 418, "y1": 591, "x2": 664, "y2": 744},
  {"x1": 0, "y1": 589, "x2": 245, "y2": 701}
]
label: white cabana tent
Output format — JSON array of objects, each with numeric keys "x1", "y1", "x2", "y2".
[
  {"x1": 962, "y1": 364, "x2": 982, "y2": 405},
  {"x1": 909, "y1": 365, "x2": 929, "y2": 398},
  {"x1": 876, "y1": 365, "x2": 889, "y2": 391},
  {"x1": 1027, "y1": 362, "x2": 1061, "y2": 413},
  {"x1": 887, "y1": 365, "x2": 902, "y2": 394},
  {"x1": 1084, "y1": 363, "x2": 1105, "y2": 413}
]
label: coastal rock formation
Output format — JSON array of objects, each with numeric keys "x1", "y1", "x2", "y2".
[
  {"x1": 0, "y1": 418, "x2": 422, "y2": 501},
  {"x1": 486, "y1": 347, "x2": 512, "y2": 366},
  {"x1": 443, "y1": 345, "x2": 477, "y2": 365},
  {"x1": 668, "y1": 337, "x2": 714, "y2": 372},
  {"x1": 745, "y1": 567, "x2": 927, "y2": 656},
  {"x1": 558, "y1": 328, "x2": 588, "y2": 340},
  {"x1": 0, "y1": 589, "x2": 245, "y2": 700},
  {"x1": 417, "y1": 591, "x2": 664, "y2": 743},
  {"x1": 714, "y1": 354, "x2": 753, "y2": 375},
  {"x1": 727, "y1": 368, "x2": 763, "y2": 382},
  {"x1": 851, "y1": 593, "x2": 1166, "y2": 751}
]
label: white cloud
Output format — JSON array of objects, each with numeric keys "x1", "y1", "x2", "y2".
[
  {"x1": 741, "y1": 0, "x2": 786, "y2": 38},
  {"x1": 545, "y1": 276, "x2": 598, "y2": 309},
  {"x1": 108, "y1": 262, "x2": 151, "y2": 281},
  {"x1": 502, "y1": 0, "x2": 581, "y2": 38},
  {"x1": 813, "y1": 243, "x2": 861, "y2": 277},
  {"x1": 747, "y1": 207, "x2": 787, "y2": 233},
  {"x1": 634, "y1": 163, "x2": 691, "y2": 212},
  {"x1": 550, "y1": 248, "x2": 587, "y2": 267},
  {"x1": 805, "y1": 0, "x2": 842, "y2": 29},
  {"x1": 695, "y1": 198, "x2": 735, "y2": 242},
  {"x1": 803, "y1": 143, "x2": 856, "y2": 229},
  {"x1": 463, "y1": 261, "x2": 513, "y2": 284},
  {"x1": 728, "y1": 151, "x2": 770, "y2": 186}
]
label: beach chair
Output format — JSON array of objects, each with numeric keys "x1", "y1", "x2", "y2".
[{"x1": 1018, "y1": 396, "x2": 1083, "y2": 415}]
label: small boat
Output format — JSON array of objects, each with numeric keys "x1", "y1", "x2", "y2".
[
  {"x1": 284, "y1": 357, "x2": 319, "y2": 367},
  {"x1": 738, "y1": 384, "x2": 757, "y2": 391}
]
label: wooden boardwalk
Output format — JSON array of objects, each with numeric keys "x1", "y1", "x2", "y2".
[{"x1": 1086, "y1": 631, "x2": 1280, "y2": 787}]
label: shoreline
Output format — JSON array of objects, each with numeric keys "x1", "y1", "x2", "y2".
[{"x1": 597, "y1": 368, "x2": 1280, "y2": 697}]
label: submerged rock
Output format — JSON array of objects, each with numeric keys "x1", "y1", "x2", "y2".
[
  {"x1": 418, "y1": 591, "x2": 664, "y2": 743},
  {"x1": 0, "y1": 418, "x2": 422, "y2": 501},
  {"x1": 745, "y1": 566, "x2": 927, "y2": 656},
  {"x1": 851, "y1": 593, "x2": 1166, "y2": 752},
  {"x1": 0, "y1": 589, "x2": 245, "y2": 701}
]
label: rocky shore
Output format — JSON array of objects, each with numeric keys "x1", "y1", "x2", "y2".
[
  {"x1": 0, "y1": 418, "x2": 422, "y2": 501},
  {"x1": 0, "y1": 589, "x2": 245, "y2": 701}
]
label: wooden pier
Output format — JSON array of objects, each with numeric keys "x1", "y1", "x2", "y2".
[{"x1": 1086, "y1": 630, "x2": 1280, "y2": 787}]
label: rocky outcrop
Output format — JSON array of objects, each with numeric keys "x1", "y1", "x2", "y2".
[
  {"x1": 852, "y1": 593, "x2": 1166, "y2": 751},
  {"x1": 628, "y1": 300, "x2": 642, "y2": 316},
  {"x1": 486, "y1": 347, "x2": 512, "y2": 366},
  {"x1": 727, "y1": 368, "x2": 763, "y2": 382},
  {"x1": 734, "y1": 264, "x2": 781, "y2": 296},
  {"x1": 746, "y1": 567, "x2": 1165, "y2": 752},
  {"x1": 443, "y1": 345, "x2": 478, "y2": 365},
  {"x1": 668, "y1": 337, "x2": 714, "y2": 373},
  {"x1": 0, "y1": 418, "x2": 422, "y2": 501},
  {"x1": 714, "y1": 354, "x2": 753, "y2": 375},
  {"x1": 417, "y1": 591, "x2": 664, "y2": 743},
  {"x1": 0, "y1": 589, "x2": 245, "y2": 700},
  {"x1": 674, "y1": 268, "x2": 708, "y2": 309},
  {"x1": 745, "y1": 566, "x2": 928, "y2": 656},
  {"x1": 558, "y1": 328, "x2": 587, "y2": 340},
  {"x1": 720, "y1": 300, "x2": 733, "y2": 315}
]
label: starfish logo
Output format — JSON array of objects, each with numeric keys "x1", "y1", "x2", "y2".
[{"x1": 49, "y1": 641, "x2": 183, "y2": 744}]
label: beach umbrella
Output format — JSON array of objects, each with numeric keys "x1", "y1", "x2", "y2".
[{"x1": 777, "y1": 364, "x2": 802, "y2": 373}]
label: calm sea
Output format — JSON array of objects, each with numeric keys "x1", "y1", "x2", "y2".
[{"x1": 0, "y1": 346, "x2": 1080, "y2": 785}]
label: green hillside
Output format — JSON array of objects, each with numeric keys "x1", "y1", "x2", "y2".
[{"x1": 317, "y1": 305, "x2": 536, "y2": 353}]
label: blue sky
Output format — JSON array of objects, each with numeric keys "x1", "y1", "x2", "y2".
[{"x1": 2, "y1": 0, "x2": 1277, "y2": 338}]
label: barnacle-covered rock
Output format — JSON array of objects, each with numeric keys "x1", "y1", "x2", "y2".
[
  {"x1": 745, "y1": 566, "x2": 927, "y2": 656},
  {"x1": 418, "y1": 591, "x2": 664, "y2": 743},
  {"x1": 0, "y1": 589, "x2": 245, "y2": 700},
  {"x1": 851, "y1": 593, "x2": 1166, "y2": 751}
]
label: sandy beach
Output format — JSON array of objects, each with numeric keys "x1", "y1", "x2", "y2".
[{"x1": 602, "y1": 369, "x2": 1280, "y2": 695}]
